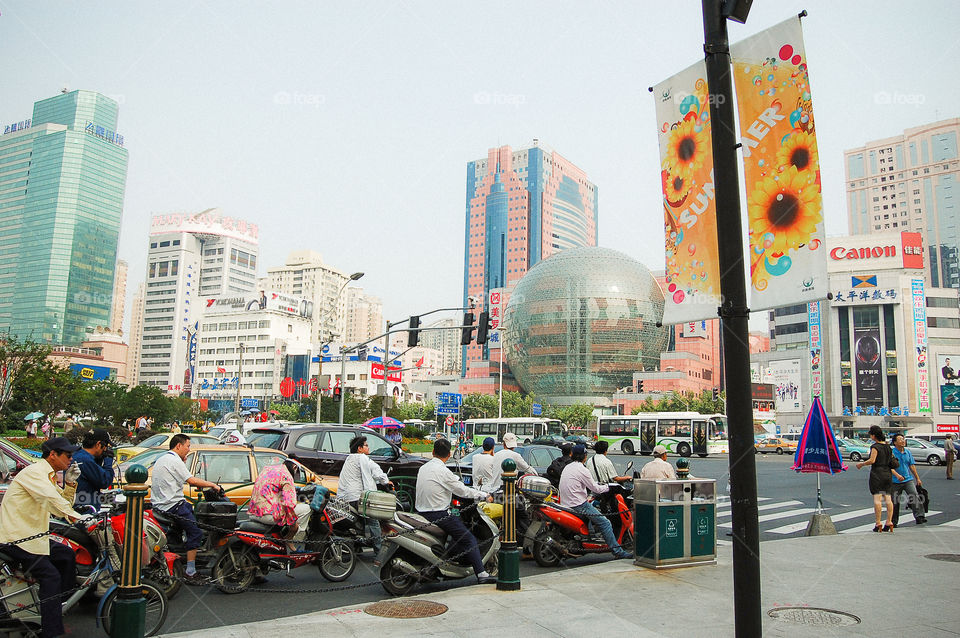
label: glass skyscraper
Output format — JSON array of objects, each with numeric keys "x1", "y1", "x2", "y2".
[{"x1": 0, "y1": 90, "x2": 128, "y2": 345}]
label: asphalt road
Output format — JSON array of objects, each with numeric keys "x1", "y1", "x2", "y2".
[{"x1": 66, "y1": 451, "x2": 960, "y2": 636}]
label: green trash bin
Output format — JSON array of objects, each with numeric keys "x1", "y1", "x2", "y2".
[{"x1": 634, "y1": 479, "x2": 717, "y2": 569}]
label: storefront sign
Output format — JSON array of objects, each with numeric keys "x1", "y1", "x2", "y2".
[
  {"x1": 912, "y1": 278, "x2": 930, "y2": 413},
  {"x1": 901, "y1": 232, "x2": 924, "y2": 269},
  {"x1": 830, "y1": 245, "x2": 897, "y2": 261},
  {"x1": 370, "y1": 362, "x2": 402, "y2": 382},
  {"x1": 831, "y1": 288, "x2": 898, "y2": 305}
]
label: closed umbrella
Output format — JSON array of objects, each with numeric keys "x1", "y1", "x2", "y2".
[{"x1": 790, "y1": 396, "x2": 847, "y2": 534}]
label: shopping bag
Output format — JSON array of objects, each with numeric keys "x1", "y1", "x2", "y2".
[{"x1": 916, "y1": 484, "x2": 930, "y2": 514}]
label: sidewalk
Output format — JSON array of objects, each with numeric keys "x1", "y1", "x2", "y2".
[{"x1": 160, "y1": 525, "x2": 960, "y2": 638}]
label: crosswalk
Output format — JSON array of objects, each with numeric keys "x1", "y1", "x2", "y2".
[{"x1": 711, "y1": 495, "x2": 951, "y2": 544}]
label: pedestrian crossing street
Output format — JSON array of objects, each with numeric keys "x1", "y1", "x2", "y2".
[{"x1": 712, "y1": 495, "x2": 951, "y2": 545}]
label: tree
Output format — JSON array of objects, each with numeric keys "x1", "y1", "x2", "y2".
[
  {"x1": 631, "y1": 390, "x2": 725, "y2": 415},
  {"x1": 0, "y1": 332, "x2": 52, "y2": 425},
  {"x1": 545, "y1": 403, "x2": 596, "y2": 431},
  {"x1": 5, "y1": 360, "x2": 87, "y2": 425}
]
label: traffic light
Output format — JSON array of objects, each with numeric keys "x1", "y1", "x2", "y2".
[
  {"x1": 333, "y1": 386, "x2": 342, "y2": 402},
  {"x1": 476, "y1": 312, "x2": 491, "y2": 345},
  {"x1": 460, "y1": 312, "x2": 475, "y2": 346},
  {"x1": 637, "y1": 379, "x2": 644, "y2": 393},
  {"x1": 407, "y1": 315, "x2": 420, "y2": 347},
  {"x1": 712, "y1": 388, "x2": 720, "y2": 401}
]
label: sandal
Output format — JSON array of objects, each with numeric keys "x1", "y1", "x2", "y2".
[
  {"x1": 882, "y1": 525, "x2": 894, "y2": 533},
  {"x1": 872, "y1": 525, "x2": 882, "y2": 532}
]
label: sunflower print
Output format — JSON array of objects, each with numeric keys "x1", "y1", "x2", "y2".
[
  {"x1": 663, "y1": 167, "x2": 691, "y2": 204},
  {"x1": 748, "y1": 165, "x2": 822, "y2": 256},
  {"x1": 775, "y1": 131, "x2": 819, "y2": 178},
  {"x1": 665, "y1": 118, "x2": 708, "y2": 182}
]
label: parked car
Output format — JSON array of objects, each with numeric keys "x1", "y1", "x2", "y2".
[
  {"x1": 245, "y1": 424, "x2": 428, "y2": 510},
  {"x1": 115, "y1": 432, "x2": 220, "y2": 462},
  {"x1": 116, "y1": 444, "x2": 335, "y2": 507},
  {"x1": 447, "y1": 444, "x2": 562, "y2": 487},
  {"x1": 754, "y1": 437, "x2": 798, "y2": 455},
  {"x1": 565, "y1": 434, "x2": 593, "y2": 449},
  {"x1": 835, "y1": 438, "x2": 872, "y2": 462},
  {"x1": 0, "y1": 438, "x2": 37, "y2": 509},
  {"x1": 530, "y1": 435, "x2": 567, "y2": 448},
  {"x1": 904, "y1": 437, "x2": 946, "y2": 466}
]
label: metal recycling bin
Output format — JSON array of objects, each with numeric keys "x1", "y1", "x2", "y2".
[{"x1": 634, "y1": 478, "x2": 717, "y2": 569}]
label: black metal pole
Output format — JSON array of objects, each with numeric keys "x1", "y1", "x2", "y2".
[{"x1": 701, "y1": 1, "x2": 762, "y2": 636}]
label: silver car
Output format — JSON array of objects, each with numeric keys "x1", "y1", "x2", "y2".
[{"x1": 903, "y1": 437, "x2": 946, "y2": 466}]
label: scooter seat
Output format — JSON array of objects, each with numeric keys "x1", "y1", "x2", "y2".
[
  {"x1": 397, "y1": 512, "x2": 445, "y2": 539},
  {"x1": 238, "y1": 520, "x2": 283, "y2": 534},
  {"x1": 544, "y1": 503, "x2": 592, "y2": 525}
]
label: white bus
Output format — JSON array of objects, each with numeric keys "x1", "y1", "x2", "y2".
[
  {"x1": 464, "y1": 417, "x2": 565, "y2": 447},
  {"x1": 596, "y1": 412, "x2": 728, "y2": 457}
]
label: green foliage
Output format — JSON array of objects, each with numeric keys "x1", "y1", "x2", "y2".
[
  {"x1": 267, "y1": 402, "x2": 301, "y2": 422},
  {"x1": 545, "y1": 403, "x2": 596, "y2": 430},
  {"x1": 631, "y1": 390, "x2": 724, "y2": 415}
]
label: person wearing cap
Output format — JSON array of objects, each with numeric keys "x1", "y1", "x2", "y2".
[
  {"x1": 0, "y1": 437, "x2": 85, "y2": 638},
  {"x1": 471, "y1": 437, "x2": 499, "y2": 492},
  {"x1": 488, "y1": 432, "x2": 537, "y2": 492},
  {"x1": 73, "y1": 428, "x2": 116, "y2": 509},
  {"x1": 558, "y1": 444, "x2": 631, "y2": 559},
  {"x1": 640, "y1": 445, "x2": 678, "y2": 480}
]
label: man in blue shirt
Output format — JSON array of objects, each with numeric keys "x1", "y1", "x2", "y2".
[
  {"x1": 890, "y1": 433, "x2": 926, "y2": 527},
  {"x1": 73, "y1": 429, "x2": 116, "y2": 510}
]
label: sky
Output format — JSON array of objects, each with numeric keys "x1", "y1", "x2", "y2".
[{"x1": 2, "y1": 1, "x2": 958, "y2": 334}]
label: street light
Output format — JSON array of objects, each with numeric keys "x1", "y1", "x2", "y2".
[{"x1": 317, "y1": 271, "x2": 364, "y2": 423}]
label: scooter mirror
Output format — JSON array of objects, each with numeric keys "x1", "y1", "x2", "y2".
[{"x1": 625, "y1": 461, "x2": 633, "y2": 472}]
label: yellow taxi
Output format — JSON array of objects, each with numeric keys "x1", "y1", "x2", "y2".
[
  {"x1": 114, "y1": 432, "x2": 221, "y2": 463},
  {"x1": 117, "y1": 444, "x2": 338, "y2": 507},
  {"x1": 754, "y1": 437, "x2": 798, "y2": 455}
]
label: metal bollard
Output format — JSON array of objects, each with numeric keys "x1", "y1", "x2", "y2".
[
  {"x1": 111, "y1": 465, "x2": 148, "y2": 638},
  {"x1": 496, "y1": 458, "x2": 520, "y2": 591}
]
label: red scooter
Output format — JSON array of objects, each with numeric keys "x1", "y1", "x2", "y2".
[
  {"x1": 526, "y1": 473, "x2": 635, "y2": 567},
  {"x1": 210, "y1": 485, "x2": 356, "y2": 593}
]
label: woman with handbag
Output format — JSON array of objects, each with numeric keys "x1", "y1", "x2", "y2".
[{"x1": 855, "y1": 425, "x2": 896, "y2": 532}]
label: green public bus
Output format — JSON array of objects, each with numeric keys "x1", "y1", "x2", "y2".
[
  {"x1": 596, "y1": 412, "x2": 728, "y2": 457},
  {"x1": 465, "y1": 417, "x2": 565, "y2": 447}
]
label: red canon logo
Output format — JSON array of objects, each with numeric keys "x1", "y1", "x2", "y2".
[{"x1": 829, "y1": 245, "x2": 897, "y2": 260}]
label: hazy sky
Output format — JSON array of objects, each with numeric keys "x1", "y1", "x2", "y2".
[{"x1": 2, "y1": 1, "x2": 958, "y2": 333}]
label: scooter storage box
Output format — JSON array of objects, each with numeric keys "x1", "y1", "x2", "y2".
[
  {"x1": 195, "y1": 501, "x2": 238, "y2": 531},
  {"x1": 359, "y1": 490, "x2": 397, "y2": 520},
  {"x1": 518, "y1": 475, "x2": 553, "y2": 501},
  {"x1": 0, "y1": 561, "x2": 41, "y2": 621}
]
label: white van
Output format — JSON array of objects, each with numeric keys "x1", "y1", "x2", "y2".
[{"x1": 908, "y1": 432, "x2": 955, "y2": 448}]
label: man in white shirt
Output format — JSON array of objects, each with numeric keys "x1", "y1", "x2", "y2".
[
  {"x1": 471, "y1": 437, "x2": 498, "y2": 492},
  {"x1": 338, "y1": 435, "x2": 394, "y2": 552},
  {"x1": 640, "y1": 445, "x2": 679, "y2": 480},
  {"x1": 587, "y1": 441, "x2": 632, "y2": 483},
  {"x1": 487, "y1": 432, "x2": 537, "y2": 492},
  {"x1": 558, "y1": 445, "x2": 631, "y2": 559},
  {"x1": 152, "y1": 434, "x2": 221, "y2": 582},
  {"x1": 416, "y1": 439, "x2": 496, "y2": 584}
]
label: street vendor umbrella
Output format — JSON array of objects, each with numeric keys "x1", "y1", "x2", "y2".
[
  {"x1": 268, "y1": 410, "x2": 280, "y2": 415},
  {"x1": 791, "y1": 396, "x2": 847, "y2": 531},
  {"x1": 363, "y1": 416, "x2": 403, "y2": 429},
  {"x1": 23, "y1": 411, "x2": 44, "y2": 421}
]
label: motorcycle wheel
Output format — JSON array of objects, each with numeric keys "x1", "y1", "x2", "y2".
[
  {"x1": 317, "y1": 539, "x2": 356, "y2": 582},
  {"x1": 211, "y1": 546, "x2": 258, "y2": 594},
  {"x1": 380, "y1": 555, "x2": 419, "y2": 596},
  {"x1": 149, "y1": 557, "x2": 183, "y2": 600},
  {"x1": 533, "y1": 532, "x2": 563, "y2": 567},
  {"x1": 99, "y1": 578, "x2": 169, "y2": 637}
]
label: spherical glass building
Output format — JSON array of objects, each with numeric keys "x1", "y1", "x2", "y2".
[{"x1": 503, "y1": 247, "x2": 668, "y2": 405}]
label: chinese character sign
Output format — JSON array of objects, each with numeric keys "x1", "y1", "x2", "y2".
[
  {"x1": 807, "y1": 301, "x2": 822, "y2": 399},
  {"x1": 731, "y1": 16, "x2": 828, "y2": 310},
  {"x1": 912, "y1": 278, "x2": 930, "y2": 413},
  {"x1": 488, "y1": 288, "x2": 503, "y2": 349}
]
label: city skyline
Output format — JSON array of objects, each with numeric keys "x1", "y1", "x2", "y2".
[{"x1": 2, "y1": 1, "x2": 958, "y2": 334}]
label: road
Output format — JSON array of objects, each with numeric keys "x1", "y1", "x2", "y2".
[{"x1": 67, "y1": 451, "x2": 960, "y2": 636}]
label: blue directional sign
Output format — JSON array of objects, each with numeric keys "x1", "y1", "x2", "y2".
[
  {"x1": 436, "y1": 392, "x2": 463, "y2": 415},
  {"x1": 532, "y1": 403, "x2": 542, "y2": 416},
  {"x1": 241, "y1": 398, "x2": 259, "y2": 408}
]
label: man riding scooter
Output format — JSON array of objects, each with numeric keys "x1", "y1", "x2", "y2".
[{"x1": 416, "y1": 439, "x2": 496, "y2": 585}]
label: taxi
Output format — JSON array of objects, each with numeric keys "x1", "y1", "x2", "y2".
[
  {"x1": 754, "y1": 437, "x2": 798, "y2": 455},
  {"x1": 117, "y1": 444, "x2": 338, "y2": 506},
  {"x1": 114, "y1": 432, "x2": 221, "y2": 462}
]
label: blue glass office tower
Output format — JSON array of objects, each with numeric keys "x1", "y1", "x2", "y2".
[{"x1": 0, "y1": 91, "x2": 129, "y2": 345}]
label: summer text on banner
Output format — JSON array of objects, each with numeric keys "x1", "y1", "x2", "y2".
[
  {"x1": 730, "y1": 16, "x2": 828, "y2": 310},
  {"x1": 653, "y1": 60, "x2": 721, "y2": 324}
]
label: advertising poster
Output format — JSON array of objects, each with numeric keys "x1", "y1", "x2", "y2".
[
  {"x1": 912, "y1": 278, "x2": 931, "y2": 413},
  {"x1": 731, "y1": 16, "x2": 828, "y2": 310},
  {"x1": 653, "y1": 61, "x2": 722, "y2": 324},
  {"x1": 937, "y1": 353, "x2": 960, "y2": 413},
  {"x1": 807, "y1": 301, "x2": 823, "y2": 399},
  {"x1": 767, "y1": 359, "x2": 802, "y2": 412},
  {"x1": 854, "y1": 326, "x2": 883, "y2": 403}
]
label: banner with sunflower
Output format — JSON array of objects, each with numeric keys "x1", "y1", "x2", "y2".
[
  {"x1": 731, "y1": 16, "x2": 828, "y2": 310},
  {"x1": 653, "y1": 61, "x2": 722, "y2": 324}
]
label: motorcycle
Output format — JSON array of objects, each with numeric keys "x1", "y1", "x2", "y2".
[
  {"x1": 0, "y1": 508, "x2": 169, "y2": 637},
  {"x1": 376, "y1": 496, "x2": 500, "y2": 596},
  {"x1": 49, "y1": 489, "x2": 181, "y2": 599},
  {"x1": 210, "y1": 484, "x2": 356, "y2": 594},
  {"x1": 526, "y1": 463, "x2": 635, "y2": 567}
]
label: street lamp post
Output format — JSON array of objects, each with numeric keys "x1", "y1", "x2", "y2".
[
  {"x1": 234, "y1": 342, "x2": 245, "y2": 432},
  {"x1": 317, "y1": 272, "x2": 363, "y2": 423}
]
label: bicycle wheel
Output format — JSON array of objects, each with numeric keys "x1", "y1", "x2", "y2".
[{"x1": 99, "y1": 579, "x2": 169, "y2": 637}]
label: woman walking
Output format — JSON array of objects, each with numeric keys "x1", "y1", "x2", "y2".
[{"x1": 856, "y1": 425, "x2": 896, "y2": 532}]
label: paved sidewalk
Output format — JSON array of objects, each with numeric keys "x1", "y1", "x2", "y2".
[{"x1": 160, "y1": 526, "x2": 960, "y2": 638}]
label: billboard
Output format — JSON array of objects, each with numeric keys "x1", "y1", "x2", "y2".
[
  {"x1": 854, "y1": 326, "x2": 883, "y2": 403},
  {"x1": 937, "y1": 353, "x2": 960, "y2": 414},
  {"x1": 204, "y1": 290, "x2": 313, "y2": 319},
  {"x1": 151, "y1": 210, "x2": 259, "y2": 243},
  {"x1": 764, "y1": 359, "x2": 802, "y2": 412},
  {"x1": 912, "y1": 278, "x2": 931, "y2": 413},
  {"x1": 69, "y1": 364, "x2": 112, "y2": 382}
]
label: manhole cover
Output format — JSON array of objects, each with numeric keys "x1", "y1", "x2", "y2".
[
  {"x1": 767, "y1": 607, "x2": 860, "y2": 626},
  {"x1": 364, "y1": 600, "x2": 448, "y2": 619},
  {"x1": 925, "y1": 553, "x2": 960, "y2": 563}
]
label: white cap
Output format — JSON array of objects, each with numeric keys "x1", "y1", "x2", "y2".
[
  {"x1": 503, "y1": 432, "x2": 518, "y2": 448},
  {"x1": 653, "y1": 444, "x2": 668, "y2": 456}
]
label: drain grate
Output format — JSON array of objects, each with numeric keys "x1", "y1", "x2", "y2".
[
  {"x1": 925, "y1": 553, "x2": 960, "y2": 563},
  {"x1": 364, "y1": 600, "x2": 449, "y2": 619},
  {"x1": 767, "y1": 607, "x2": 861, "y2": 626}
]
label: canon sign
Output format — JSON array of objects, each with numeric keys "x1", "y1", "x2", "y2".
[{"x1": 830, "y1": 245, "x2": 897, "y2": 260}]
